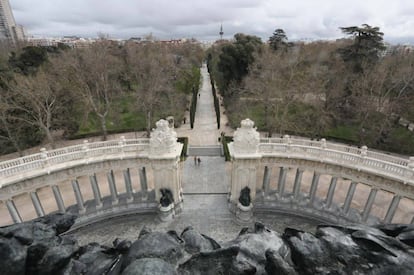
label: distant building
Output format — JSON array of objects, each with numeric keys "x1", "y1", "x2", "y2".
[{"x1": 0, "y1": 0, "x2": 25, "y2": 44}]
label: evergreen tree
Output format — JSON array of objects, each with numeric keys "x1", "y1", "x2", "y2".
[
  {"x1": 217, "y1": 33, "x2": 262, "y2": 93},
  {"x1": 269, "y1": 29, "x2": 288, "y2": 51},
  {"x1": 338, "y1": 24, "x2": 385, "y2": 73}
]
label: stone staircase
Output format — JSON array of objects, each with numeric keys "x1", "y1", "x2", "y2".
[{"x1": 187, "y1": 145, "x2": 223, "y2": 156}]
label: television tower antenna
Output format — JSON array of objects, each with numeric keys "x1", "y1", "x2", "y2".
[{"x1": 219, "y1": 23, "x2": 224, "y2": 40}]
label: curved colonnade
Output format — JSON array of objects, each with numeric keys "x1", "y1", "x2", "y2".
[
  {"x1": 1, "y1": 118, "x2": 414, "y2": 228},
  {"x1": 0, "y1": 120, "x2": 183, "y2": 228},
  {"x1": 228, "y1": 119, "x2": 414, "y2": 225}
]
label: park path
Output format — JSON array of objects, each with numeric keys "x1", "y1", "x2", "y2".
[
  {"x1": 175, "y1": 63, "x2": 233, "y2": 146},
  {"x1": 180, "y1": 63, "x2": 230, "y2": 194}
]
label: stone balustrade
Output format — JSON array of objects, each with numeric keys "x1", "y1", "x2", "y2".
[
  {"x1": 0, "y1": 138, "x2": 150, "y2": 186},
  {"x1": 229, "y1": 119, "x2": 414, "y2": 225},
  {"x1": 0, "y1": 119, "x2": 183, "y2": 227},
  {"x1": 2, "y1": 117, "x2": 414, "y2": 227},
  {"x1": 258, "y1": 136, "x2": 414, "y2": 185}
]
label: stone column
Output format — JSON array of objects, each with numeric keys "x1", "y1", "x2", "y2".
[
  {"x1": 309, "y1": 172, "x2": 320, "y2": 204},
  {"x1": 107, "y1": 170, "x2": 118, "y2": 204},
  {"x1": 149, "y1": 119, "x2": 183, "y2": 207},
  {"x1": 30, "y1": 191, "x2": 45, "y2": 217},
  {"x1": 6, "y1": 199, "x2": 22, "y2": 223},
  {"x1": 52, "y1": 185, "x2": 65, "y2": 213},
  {"x1": 228, "y1": 119, "x2": 261, "y2": 206},
  {"x1": 361, "y1": 188, "x2": 378, "y2": 222},
  {"x1": 293, "y1": 169, "x2": 304, "y2": 200},
  {"x1": 262, "y1": 166, "x2": 272, "y2": 195},
  {"x1": 90, "y1": 174, "x2": 103, "y2": 209},
  {"x1": 342, "y1": 181, "x2": 357, "y2": 214},
  {"x1": 277, "y1": 167, "x2": 288, "y2": 198},
  {"x1": 325, "y1": 177, "x2": 337, "y2": 208},
  {"x1": 139, "y1": 167, "x2": 148, "y2": 199},
  {"x1": 123, "y1": 168, "x2": 134, "y2": 203},
  {"x1": 71, "y1": 180, "x2": 85, "y2": 213},
  {"x1": 384, "y1": 195, "x2": 401, "y2": 223}
]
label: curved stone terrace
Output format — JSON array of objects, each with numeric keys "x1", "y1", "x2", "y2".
[{"x1": 1, "y1": 64, "x2": 414, "y2": 244}]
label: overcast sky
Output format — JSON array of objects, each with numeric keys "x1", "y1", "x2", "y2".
[{"x1": 10, "y1": 0, "x2": 414, "y2": 43}]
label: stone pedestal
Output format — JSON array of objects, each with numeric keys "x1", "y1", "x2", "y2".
[
  {"x1": 228, "y1": 119, "x2": 261, "y2": 207},
  {"x1": 149, "y1": 119, "x2": 183, "y2": 209},
  {"x1": 236, "y1": 202, "x2": 253, "y2": 223},
  {"x1": 158, "y1": 203, "x2": 175, "y2": 222}
]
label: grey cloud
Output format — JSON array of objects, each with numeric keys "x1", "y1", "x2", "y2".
[{"x1": 9, "y1": 0, "x2": 414, "y2": 43}]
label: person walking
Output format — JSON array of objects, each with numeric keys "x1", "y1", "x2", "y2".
[
  {"x1": 194, "y1": 156, "x2": 197, "y2": 165},
  {"x1": 197, "y1": 157, "x2": 201, "y2": 166}
]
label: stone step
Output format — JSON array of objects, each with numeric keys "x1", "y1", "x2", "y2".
[
  {"x1": 183, "y1": 192, "x2": 228, "y2": 195},
  {"x1": 187, "y1": 145, "x2": 223, "y2": 156}
]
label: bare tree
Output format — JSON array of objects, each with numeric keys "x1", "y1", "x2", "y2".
[
  {"x1": 242, "y1": 45, "x2": 327, "y2": 136},
  {"x1": 124, "y1": 43, "x2": 178, "y2": 136},
  {"x1": 7, "y1": 69, "x2": 63, "y2": 148},
  {"x1": 61, "y1": 40, "x2": 121, "y2": 140},
  {"x1": 348, "y1": 52, "x2": 414, "y2": 144},
  {"x1": 0, "y1": 90, "x2": 22, "y2": 154}
]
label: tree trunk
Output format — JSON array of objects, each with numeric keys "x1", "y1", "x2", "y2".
[
  {"x1": 146, "y1": 111, "x2": 152, "y2": 138},
  {"x1": 1, "y1": 116, "x2": 22, "y2": 155},
  {"x1": 100, "y1": 115, "x2": 108, "y2": 141},
  {"x1": 43, "y1": 127, "x2": 56, "y2": 149}
]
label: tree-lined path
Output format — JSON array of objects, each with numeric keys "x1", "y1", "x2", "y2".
[
  {"x1": 180, "y1": 63, "x2": 229, "y2": 194},
  {"x1": 176, "y1": 63, "x2": 232, "y2": 146}
]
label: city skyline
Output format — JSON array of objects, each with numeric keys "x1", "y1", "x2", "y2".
[{"x1": 8, "y1": 0, "x2": 414, "y2": 43}]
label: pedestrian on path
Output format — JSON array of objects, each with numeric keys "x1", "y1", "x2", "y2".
[
  {"x1": 197, "y1": 157, "x2": 201, "y2": 166},
  {"x1": 194, "y1": 156, "x2": 197, "y2": 165}
]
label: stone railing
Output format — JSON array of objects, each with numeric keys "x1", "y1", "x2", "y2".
[
  {"x1": 229, "y1": 119, "x2": 414, "y2": 225},
  {"x1": 0, "y1": 119, "x2": 184, "y2": 226},
  {"x1": 0, "y1": 137, "x2": 150, "y2": 187},
  {"x1": 259, "y1": 136, "x2": 414, "y2": 185}
]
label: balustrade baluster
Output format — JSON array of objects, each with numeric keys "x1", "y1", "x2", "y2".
[
  {"x1": 107, "y1": 170, "x2": 118, "y2": 204},
  {"x1": 90, "y1": 174, "x2": 103, "y2": 209},
  {"x1": 6, "y1": 199, "x2": 22, "y2": 223},
  {"x1": 124, "y1": 168, "x2": 134, "y2": 202},
  {"x1": 52, "y1": 185, "x2": 65, "y2": 213},
  {"x1": 309, "y1": 172, "x2": 320, "y2": 204},
  {"x1": 342, "y1": 181, "x2": 357, "y2": 214},
  {"x1": 30, "y1": 191, "x2": 45, "y2": 217},
  {"x1": 72, "y1": 180, "x2": 85, "y2": 213},
  {"x1": 384, "y1": 195, "x2": 401, "y2": 223},
  {"x1": 361, "y1": 188, "x2": 378, "y2": 222}
]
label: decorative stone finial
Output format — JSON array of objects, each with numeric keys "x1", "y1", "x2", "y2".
[
  {"x1": 409, "y1": 157, "x2": 414, "y2": 170},
  {"x1": 361, "y1": 145, "x2": 368, "y2": 157},
  {"x1": 233, "y1": 118, "x2": 260, "y2": 154},
  {"x1": 150, "y1": 119, "x2": 178, "y2": 155}
]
